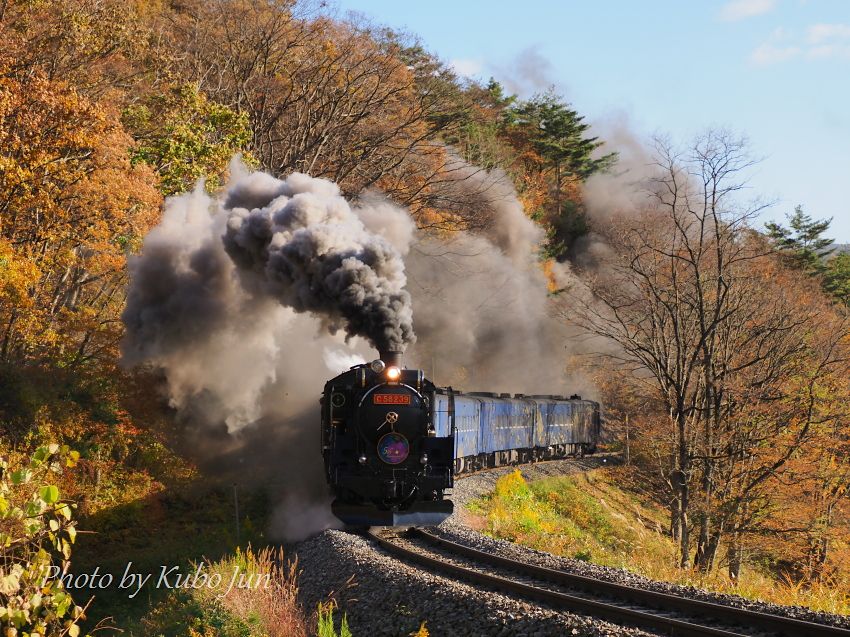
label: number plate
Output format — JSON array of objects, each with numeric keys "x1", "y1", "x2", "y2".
[{"x1": 373, "y1": 393, "x2": 411, "y2": 405}]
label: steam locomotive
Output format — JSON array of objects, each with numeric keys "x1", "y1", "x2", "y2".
[{"x1": 321, "y1": 351, "x2": 601, "y2": 526}]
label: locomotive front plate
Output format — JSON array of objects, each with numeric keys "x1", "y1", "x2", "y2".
[{"x1": 373, "y1": 393, "x2": 411, "y2": 404}]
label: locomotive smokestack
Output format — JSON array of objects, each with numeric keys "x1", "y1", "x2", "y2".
[{"x1": 380, "y1": 350, "x2": 402, "y2": 368}]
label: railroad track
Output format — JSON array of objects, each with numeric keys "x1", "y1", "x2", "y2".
[{"x1": 367, "y1": 527, "x2": 850, "y2": 637}]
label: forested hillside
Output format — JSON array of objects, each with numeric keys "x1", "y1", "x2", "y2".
[
  {"x1": 1, "y1": 0, "x2": 605, "y2": 476},
  {"x1": 2, "y1": 0, "x2": 849, "y2": 633}
]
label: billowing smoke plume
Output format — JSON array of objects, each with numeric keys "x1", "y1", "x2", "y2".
[
  {"x1": 438, "y1": 156, "x2": 544, "y2": 265},
  {"x1": 490, "y1": 46, "x2": 558, "y2": 98},
  {"x1": 122, "y1": 157, "x2": 590, "y2": 540},
  {"x1": 370, "y1": 158, "x2": 582, "y2": 393},
  {"x1": 122, "y1": 163, "x2": 413, "y2": 540},
  {"x1": 538, "y1": 113, "x2": 659, "y2": 275},
  {"x1": 221, "y1": 169, "x2": 414, "y2": 352}
]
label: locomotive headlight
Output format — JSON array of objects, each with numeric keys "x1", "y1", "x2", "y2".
[
  {"x1": 420, "y1": 453, "x2": 429, "y2": 465},
  {"x1": 386, "y1": 366, "x2": 401, "y2": 381},
  {"x1": 358, "y1": 454, "x2": 367, "y2": 464},
  {"x1": 370, "y1": 359, "x2": 386, "y2": 373}
]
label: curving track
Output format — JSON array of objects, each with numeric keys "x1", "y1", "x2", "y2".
[{"x1": 367, "y1": 527, "x2": 850, "y2": 637}]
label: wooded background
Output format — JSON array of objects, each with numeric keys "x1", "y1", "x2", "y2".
[{"x1": 2, "y1": 1, "x2": 849, "y2": 630}]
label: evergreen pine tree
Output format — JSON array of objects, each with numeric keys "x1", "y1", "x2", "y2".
[
  {"x1": 765, "y1": 205, "x2": 834, "y2": 276},
  {"x1": 823, "y1": 252, "x2": 850, "y2": 307}
]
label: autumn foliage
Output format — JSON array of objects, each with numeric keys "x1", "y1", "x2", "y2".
[
  {"x1": 577, "y1": 133, "x2": 850, "y2": 586},
  {"x1": 2, "y1": 0, "x2": 850, "y2": 631}
]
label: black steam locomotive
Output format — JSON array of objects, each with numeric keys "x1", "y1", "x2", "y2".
[{"x1": 321, "y1": 351, "x2": 601, "y2": 526}]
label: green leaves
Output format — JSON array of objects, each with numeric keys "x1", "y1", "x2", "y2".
[
  {"x1": 766, "y1": 205, "x2": 834, "y2": 277},
  {"x1": 54, "y1": 590, "x2": 71, "y2": 617},
  {"x1": 31, "y1": 447, "x2": 50, "y2": 465},
  {"x1": 10, "y1": 469, "x2": 30, "y2": 485},
  {"x1": 822, "y1": 252, "x2": 850, "y2": 307},
  {"x1": 1, "y1": 444, "x2": 85, "y2": 637},
  {"x1": 39, "y1": 485, "x2": 59, "y2": 504},
  {"x1": 123, "y1": 83, "x2": 254, "y2": 197},
  {"x1": 507, "y1": 90, "x2": 616, "y2": 180},
  {"x1": 766, "y1": 207, "x2": 850, "y2": 307},
  {"x1": 0, "y1": 565, "x2": 23, "y2": 596}
]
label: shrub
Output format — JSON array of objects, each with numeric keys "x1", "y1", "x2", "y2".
[
  {"x1": 141, "y1": 546, "x2": 309, "y2": 637},
  {"x1": 1, "y1": 444, "x2": 87, "y2": 636}
]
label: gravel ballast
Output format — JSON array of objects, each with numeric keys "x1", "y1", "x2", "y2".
[
  {"x1": 293, "y1": 455, "x2": 850, "y2": 635},
  {"x1": 294, "y1": 527, "x2": 652, "y2": 637}
]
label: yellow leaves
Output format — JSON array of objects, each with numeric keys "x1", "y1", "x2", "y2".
[
  {"x1": 494, "y1": 469, "x2": 531, "y2": 500},
  {"x1": 123, "y1": 83, "x2": 254, "y2": 196},
  {"x1": 0, "y1": 63, "x2": 159, "y2": 367},
  {"x1": 321, "y1": 38, "x2": 339, "y2": 58},
  {"x1": 0, "y1": 240, "x2": 40, "y2": 305},
  {"x1": 542, "y1": 260, "x2": 560, "y2": 293},
  {"x1": 410, "y1": 622, "x2": 430, "y2": 637}
]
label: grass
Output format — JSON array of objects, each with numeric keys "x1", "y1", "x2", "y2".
[
  {"x1": 72, "y1": 480, "x2": 274, "y2": 634},
  {"x1": 73, "y1": 480, "x2": 363, "y2": 636},
  {"x1": 317, "y1": 601, "x2": 352, "y2": 637},
  {"x1": 469, "y1": 469, "x2": 850, "y2": 615},
  {"x1": 135, "y1": 546, "x2": 309, "y2": 637}
]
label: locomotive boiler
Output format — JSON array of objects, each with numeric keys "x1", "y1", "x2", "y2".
[{"x1": 321, "y1": 351, "x2": 601, "y2": 527}]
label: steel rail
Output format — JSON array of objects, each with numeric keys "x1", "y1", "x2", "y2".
[
  {"x1": 407, "y1": 528, "x2": 850, "y2": 637},
  {"x1": 368, "y1": 528, "x2": 746, "y2": 637}
]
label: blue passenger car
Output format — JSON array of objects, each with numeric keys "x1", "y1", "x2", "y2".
[{"x1": 429, "y1": 389, "x2": 600, "y2": 473}]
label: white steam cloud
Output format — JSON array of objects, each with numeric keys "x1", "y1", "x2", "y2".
[{"x1": 122, "y1": 157, "x2": 589, "y2": 540}]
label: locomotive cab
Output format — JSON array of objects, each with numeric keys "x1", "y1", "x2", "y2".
[{"x1": 322, "y1": 351, "x2": 454, "y2": 526}]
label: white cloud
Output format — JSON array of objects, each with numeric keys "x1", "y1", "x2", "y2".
[
  {"x1": 806, "y1": 23, "x2": 850, "y2": 44},
  {"x1": 720, "y1": 0, "x2": 776, "y2": 22},
  {"x1": 806, "y1": 44, "x2": 850, "y2": 60},
  {"x1": 750, "y1": 22, "x2": 850, "y2": 65},
  {"x1": 769, "y1": 26, "x2": 791, "y2": 41},
  {"x1": 450, "y1": 58, "x2": 483, "y2": 77},
  {"x1": 750, "y1": 43, "x2": 801, "y2": 65}
]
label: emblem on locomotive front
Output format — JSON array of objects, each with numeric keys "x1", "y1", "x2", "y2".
[{"x1": 377, "y1": 431, "x2": 409, "y2": 464}]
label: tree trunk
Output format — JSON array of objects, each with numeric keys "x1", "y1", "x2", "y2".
[
  {"x1": 624, "y1": 414, "x2": 630, "y2": 465},
  {"x1": 808, "y1": 502, "x2": 834, "y2": 582},
  {"x1": 555, "y1": 160, "x2": 561, "y2": 217},
  {"x1": 1, "y1": 309, "x2": 17, "y2": 361},
  {"x1": 676, "y1": 410, "x2": 691, "y2": 568},
  {"x1": 671, "y1": 494, "x2": 680, "y2": 542},
  {"x1": 679, "y1": 483, "x2": 690, "y2": 568},
  {"x1": 703, "y1": 529, "x2": 723, "y2": 572},
  {"x1": 671, "y1": 466, "x2": 690, "y2": 567},
  {"x1": 728, "y1": 536, "x2": 742, "y2": 581}
]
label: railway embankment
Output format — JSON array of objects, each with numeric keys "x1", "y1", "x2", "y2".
[
  {"x1": 295, "y1": 455, "x2": 649, "y2": 637},
  {"x1": 294, "y1": 454, "x2": 850, "y2": 636}
]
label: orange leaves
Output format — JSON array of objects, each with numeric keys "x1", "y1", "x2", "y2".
[
  {"x1": 0, "y1": 63, "x2": 160, "y2": 367},
  {"x1": 0, "y1": 240, "x2": 39, "y2": 305}
]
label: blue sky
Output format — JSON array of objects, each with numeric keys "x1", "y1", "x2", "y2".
[{"x1": 333, "y1": 0, "x2": 850, "y2": 240}]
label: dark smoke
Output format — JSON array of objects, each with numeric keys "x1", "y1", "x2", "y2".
[
  {"x1": 353, "y1": 160, "x2": 589, "y2": 396},
  {"x1": 221, "y1": 171, "x2": 414, "y2": 352},
  {"x1": 122, "y1": 158, "x2": 592, "y2": 540}
]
